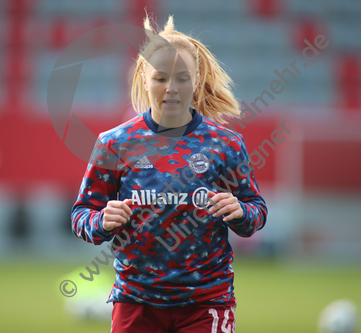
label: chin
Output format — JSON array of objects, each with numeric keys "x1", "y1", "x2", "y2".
[{"x1": 161, "y1": 107, "x2": 183, "y2": 117}]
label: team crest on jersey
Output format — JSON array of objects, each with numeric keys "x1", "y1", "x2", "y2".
[{"x1": 188, "y1": 153, "x2": 209, "y2": 174}]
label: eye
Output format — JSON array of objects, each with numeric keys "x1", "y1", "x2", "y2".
[
  {"x1": 177, "y1": 76, "x2": 189, "y2": 82},
  {"x1": 154, "y1": 77, "x2": 166, "y2": 82}
]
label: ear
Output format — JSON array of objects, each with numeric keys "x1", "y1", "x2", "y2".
[{"x1": 141, "y1": 72, "x2": 148, "y2": 92}]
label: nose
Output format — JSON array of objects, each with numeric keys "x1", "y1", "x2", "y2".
[{"x1": 166, "y1": 78, "x2": 178, "y2": 94}]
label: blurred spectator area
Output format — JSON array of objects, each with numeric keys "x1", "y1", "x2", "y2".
[{"x1": 0, "y1": 0, "x2": 361, "y2": 262}]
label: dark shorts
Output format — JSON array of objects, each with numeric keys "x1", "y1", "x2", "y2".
[{"x1": 111, "y1": 297, "x2": 237, "y2": 333}]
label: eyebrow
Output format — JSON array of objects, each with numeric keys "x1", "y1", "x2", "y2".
[{"x1": 154, "y1": 71, "x2": 191, "y2": 76}]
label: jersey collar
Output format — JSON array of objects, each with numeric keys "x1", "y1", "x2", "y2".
[{"x1": 143, "y1": 107, "x2": 202, "y2": 137}]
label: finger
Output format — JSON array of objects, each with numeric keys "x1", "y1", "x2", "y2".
[
  {"x1": 114, "y1": 199, "x2": 133, "y2": 216},
  {"x1": 104, "y1": 213, "x2": 128, "y2": 225},
  {"x1": 108, "y1": 200, "x2": 123, "y2": 206},
  {"x1": 207, "y1": 191, "x2": 216, "y2": 198},
  {"x1": 103, "y1": 219, "x2": 125, "y2": 231},
  {"x1": 109, "y1": 202, "x2": 131, "y2": 218},
  {"x1": 104, "y1": 206, "x2": 130, "y2": 221},
  {"x1": 120, "y1": 210, "x2": 131, "y2": 222},
  {"x1": 208, "y1": 194, "x2": 234, "y2": 213},
  {"x1": 108, "y1": 199, "x2": 129, "y2": 208},
  {"x1": 207, "y1": 199, "x2": 223, "y2": 214},
  {"x1": 207, "y1": 191, "x2": 220, "y2": 203},
  {"x1": 104, "y1": 213, "x2": 128, "y2": 224},
  {"x1": 122, "y1": 199, "x2": 133, "y2": 216},
  {"x1": 207, "y1": 192, "x2": 231, "y2": 205},
  {"x1": 103, "y1": 221, "x2": 124, "y2": 231},
  {"x1": 207, "y1": 191, "x2": 222, "y2": 208},
  {"x1": 213, "y1": 203, "x2": 239, "y2": 217},
  {"x1": 108, "y1": 199, "x2": 133, "y2": 216},
  {"x1": 105, "y1": 206, "x2": 125, "y2": 215},
  {"x1": 223, "y1": 208, "x2": 244, "y2": 222}
]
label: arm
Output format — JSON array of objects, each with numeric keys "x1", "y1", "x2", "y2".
[
  {"x1": 209, "y1": 133, "x2": 268, "y2": 237},
  {"x1": 71, "y1": 164, "x2": 119, "y2": 244},
  {"x1": 71, "y1": 135, "x2": 122, "y2": 245}
]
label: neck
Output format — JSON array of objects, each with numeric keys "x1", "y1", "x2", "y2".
[{"x1": 151, "y1": 108, "x2": 193, "y2": 128}]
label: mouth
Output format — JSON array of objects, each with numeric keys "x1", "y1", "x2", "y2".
[{"x1": 164, "y1": 100, "x2": 180, "y2": 106}]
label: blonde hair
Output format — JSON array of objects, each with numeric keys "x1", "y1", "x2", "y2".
[{"x1": 131, "y1": 14, "x2": 240, "y2": 124}]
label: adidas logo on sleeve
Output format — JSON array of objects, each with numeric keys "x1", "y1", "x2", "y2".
[{"x1": 135, "y1": 156, "x2": 154, "y2": 169}]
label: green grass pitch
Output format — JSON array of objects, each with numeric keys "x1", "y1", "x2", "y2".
[{"x1": 0, "y1": 258, "x2": 360, "y2": 333}]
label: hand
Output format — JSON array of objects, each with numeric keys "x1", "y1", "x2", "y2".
[
  {"x1": 103, "y1": 199, "x2": 133, "y2": 231},
  {"x1": 207, "y1": 191, "x2": 243, "y2": 222}
]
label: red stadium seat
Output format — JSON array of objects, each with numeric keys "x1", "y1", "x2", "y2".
[
  {"x1": 292, "y1": 19, "x2": 327, "y2": 51},
  {"x1": 336, "y1": 55, "x2": 361, "y2": 110},
  {"x1": 251, "y1": 0, "x2": 284, "y2": 18},
  {"x1": 49, "y1": 18, "x2": 68, "y2": 49}
]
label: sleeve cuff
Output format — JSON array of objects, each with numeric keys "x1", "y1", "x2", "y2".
[
  {"x1": 96, "y1": 210, "x2": 115, "y2": 239},
  {"x1": 229, "y1": 200, "x2": 248, "y2": 224}
]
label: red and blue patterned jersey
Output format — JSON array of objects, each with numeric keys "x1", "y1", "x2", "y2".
[{"x1": 72, "y1": 108, "x2": 267, "y2": 308}]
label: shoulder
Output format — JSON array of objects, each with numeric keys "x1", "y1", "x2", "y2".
[
  {"x1": 200, "y1": 114, "x2": 244, "y2": 143},
  {"x1": 98, "y1": 113, "x2": 144, "y2": 143}
]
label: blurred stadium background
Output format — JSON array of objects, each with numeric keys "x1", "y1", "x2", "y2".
[{"x1": 0, "y1": 0, "x2": 360, "y2": 332}]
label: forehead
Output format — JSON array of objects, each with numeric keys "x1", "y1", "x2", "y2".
[{"x1": 145, "y1": 47, "x2": 196, "y2": 75}]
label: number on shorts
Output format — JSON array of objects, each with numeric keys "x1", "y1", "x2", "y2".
[{"x1": 208, "y1": 308, "x2": 232, "y2": 333}]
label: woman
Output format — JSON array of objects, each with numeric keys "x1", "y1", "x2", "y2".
[{"x1": 72, "y1": 14, "x2": 267, "y2": 333}]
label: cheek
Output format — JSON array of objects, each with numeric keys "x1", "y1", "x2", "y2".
[
  {"x1": 149, "y1": 86, "x2": 164, "y2": 102},
  {"x1": 181, "y1": 85, "x2": 195, "y2": 100}
]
